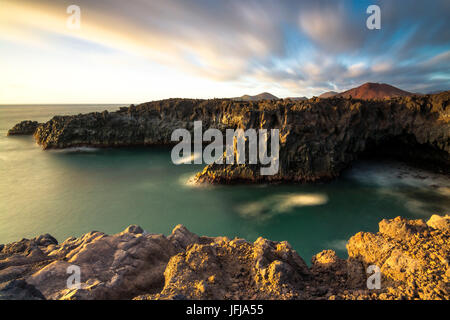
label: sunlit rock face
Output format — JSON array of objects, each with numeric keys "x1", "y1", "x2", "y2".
[
  {"x1": 1, "y1": 215, "x2": 449, "y2": 300},
  {"x1": 14, "y1": 91, "x2": 447, "y2": 184},
  {"x1": 143, "y1": 237, "x2": 311, "y2": 300},
  {"x1": 345, "y1": 215, "x2": 450, "y2": 300}
]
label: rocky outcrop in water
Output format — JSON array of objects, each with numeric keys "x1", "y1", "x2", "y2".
[
  {"x1": 7, "y1": 121, "x2": 41, "y2": 136},
  {"x1": 1, "y1": 215, "x2": 448, "y2": 300},
  {"x1": 8, "y1": 92, "x2": 450, "y2": 183}
]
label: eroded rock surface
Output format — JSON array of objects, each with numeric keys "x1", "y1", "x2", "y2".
[
  {"x1": 345, "y1": 215, "x2": 450, "y2": 299},
  {"x1": 0, "y1": 215, "x2": 448, "y2": 300},
  {"x1": 139, "y1": 237, "x2": 310, "y2": 300},
  {"x1": 26, "y1": 225, "x2": 191, "y2": 300}
]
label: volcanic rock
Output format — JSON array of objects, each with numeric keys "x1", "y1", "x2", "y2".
[
  {"x1": 2, "y1": 215, "x2": 446, "y2": 300},
  {"x1": 7, "y1": 121, "x2": 41, "y2": 136},
  {"x1": 336, "y1": 82, "x2": 413, "y2": 100},
  {"x1": 9, "y1": 91, "x2": 447, "y2": 184}
]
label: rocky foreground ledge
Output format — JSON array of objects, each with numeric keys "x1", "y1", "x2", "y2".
[
  {"x1": 0, "y1": 215, "x2": 448, "y2": 300},
  {"x1": 8, "y1": 92, "x2": 450, "y2": 183}
]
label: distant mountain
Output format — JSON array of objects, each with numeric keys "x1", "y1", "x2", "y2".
[
  {"x1": 427, "y1": 90, "x2": 445, "y2": 95},
  {"x1": 233, "y1": 92, "x2": 279, "y2": 101},
  {"x1": 336, "y1": 83, "x2": 413, "y2": 100},
  {"x1": 318, "y1": 91, "x2": 339, "y2": 98},
  {"x1": 285, "y1": 96, "x2": 308, "y2": 101}
]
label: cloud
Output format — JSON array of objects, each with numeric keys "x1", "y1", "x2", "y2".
[
  {"x1": 298, "y1": 4, "x2": 365, "y2": 53},
  {"x1": 0, "y1": 0, "x2": 449, "y2": 102}
]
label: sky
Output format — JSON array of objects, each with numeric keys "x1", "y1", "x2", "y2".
[{"x1": 1, "y1": 0, "x2": 449, "y2": 104}]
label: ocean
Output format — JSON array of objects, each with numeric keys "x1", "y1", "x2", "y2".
[{"x1": 0, "y1": 104, "x2": 449, "y2": 261}]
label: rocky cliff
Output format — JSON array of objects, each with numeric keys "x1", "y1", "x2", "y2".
[
  {"x1": 8, "y1": 92, "x2": 450, "y2": 183},
  {"x1": 0, "y1": 215, "x2": 448, "y2": 300}
]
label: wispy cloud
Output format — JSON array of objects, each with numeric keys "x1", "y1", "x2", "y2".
[{"x1": 0, "y1": 0, "x2": 449, "y2": 103}]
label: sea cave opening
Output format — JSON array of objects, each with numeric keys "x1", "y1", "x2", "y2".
[{"x1": 358, "y1": 134, "x2": 449, "y2": 173}]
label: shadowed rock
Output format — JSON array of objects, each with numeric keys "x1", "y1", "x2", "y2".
[
  {"x1": 0, "y1": 280, "x2": 45, "y2": 300},
  {"x1": 27, "y1": 226, "x2": 184, "y2": 300},
  {"x1": 7, "y1": 121, "x2": 41, "y2": 136}
]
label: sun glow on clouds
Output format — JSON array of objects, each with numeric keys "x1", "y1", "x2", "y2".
[{"x1": 0, "y1": 0, "x2": 449, "y2": 103}]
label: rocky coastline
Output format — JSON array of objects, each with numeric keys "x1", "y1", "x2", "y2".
[
  {"x1": 0, "y1": 215, "x2": 448, "y2": 300},
  {"x1": 4, "y1": 94, "x2": 448, "y2": 300},
  {"x1": 7, "y1": 92, "x2": 450, "y2": 184}
]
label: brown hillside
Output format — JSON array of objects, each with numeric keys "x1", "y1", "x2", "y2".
[{"x1": 336, "y1": 83, "x2": 413, "y2": 99}]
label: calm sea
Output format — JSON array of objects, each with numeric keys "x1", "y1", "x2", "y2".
[{"x1": 0, "y1": 104, "x2": 449, "y2": 261}]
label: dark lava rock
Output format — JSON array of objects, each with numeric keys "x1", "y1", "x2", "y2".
[
  {"x1": 0, "y1": 279, "x2": 45, "y2": 300},
  {"x1": 7, "y1": 120, "x2": 40, "y2": 136},
  {"x1": 9, "y1": 91, "x2": 450, "y2": 183}
]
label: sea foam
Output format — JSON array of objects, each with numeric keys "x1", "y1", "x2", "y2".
[{"x1": 236, "y1": 193, "x2": 328, "y2": 221}]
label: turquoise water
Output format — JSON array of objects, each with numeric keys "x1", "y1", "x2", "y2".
[{"x1": 0, "y1": 105, "x2": 449, "y2": 261}]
